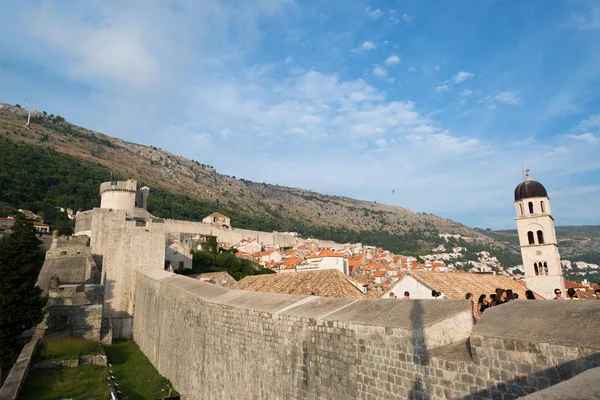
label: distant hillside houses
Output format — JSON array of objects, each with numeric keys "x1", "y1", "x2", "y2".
[{"x1": 224, "y1": 230, "x2": 524, "y2": 296}]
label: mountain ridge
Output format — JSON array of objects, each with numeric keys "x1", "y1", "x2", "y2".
[{"x1": 0, "y1": 103, "x2": 493, "y2": 240}]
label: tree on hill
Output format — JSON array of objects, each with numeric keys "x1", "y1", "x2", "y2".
[{"x1": 0, "y1": 215, "x2": 46, "y2": 371}]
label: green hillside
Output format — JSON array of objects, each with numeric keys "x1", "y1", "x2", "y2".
[{"x1": 0, "y1": 138, "x2": 448, "y2": 255}]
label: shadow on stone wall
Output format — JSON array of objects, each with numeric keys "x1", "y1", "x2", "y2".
[
  {"x1": 409, "y1": 299, "x2": 431, "y2": 400},
  {"x1": 457, "y1": 352, "x2": 600, "y2": 400}
]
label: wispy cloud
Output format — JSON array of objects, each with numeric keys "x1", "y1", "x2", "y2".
[
  {"x1": 577, "y1": 114, "x2": 600, "y2": 130},
  {"x1": 385, "y1": 55, "x2": 400, "y2": 65},
  {"x1": 452, "y1": 71, "x2": 475, "y2": 84},
  {"x1": 435, "y1": 84, "x2": 449, "y2": 92},
  {"x1": 460, "y1": 89, "x2": 473, "y2": 96},
  {"x1": 407, "y1": 66, "x2": 417, "y2": 73},
  {"x1": 563, "y1": 1, "x2": 600, "y2": 31},
  {"x1": 365, "y1": 7, "x2": 385, "y2": 20},
  {"x1": 402, "y1": 13, "x2": 413, "y2": 22},
  {"x1": 566, "y1": 132, "x2": 599, "y2": 143},
  {"x1": 487, "y1": 91, "x2": 521, "y2": 105},
  {"x1": 372, "y1": 65, "x2": 388, "y2": 78}
]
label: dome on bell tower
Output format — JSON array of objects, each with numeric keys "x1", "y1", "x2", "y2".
[{"x1": 514, "y1": 171, "x2": 548, "y2": 201}]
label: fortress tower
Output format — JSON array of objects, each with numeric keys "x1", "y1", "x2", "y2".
[
  {"x1": 514, "y1": 171, "x2": 564, "y2": 299},
  {"x1": 99, "y1": 179, "x2": 149, "y2": 212}
]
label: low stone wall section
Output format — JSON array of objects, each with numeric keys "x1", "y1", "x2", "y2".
[
  {"x1": 0, "y1": 338, "x2": 38, "y2": 400},
  {"x1": 32, "y1": 354, "x2": 107, "y2": 370}
]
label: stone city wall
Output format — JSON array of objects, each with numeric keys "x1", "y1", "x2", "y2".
[
  {"x1": 161, "y1": 218, "x2": 295, "y2": 248},
  {"x1": 132, "y1": 269, "x2": 600, "y2": 400}
]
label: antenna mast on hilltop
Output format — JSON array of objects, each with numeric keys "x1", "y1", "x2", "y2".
[{"x1": 26, "y1": 106, "x2": 35, "y2": 128}]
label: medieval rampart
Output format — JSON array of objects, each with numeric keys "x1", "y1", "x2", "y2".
[{"x1": 133, "y1": 269, "x2": 600, "y2": 400}]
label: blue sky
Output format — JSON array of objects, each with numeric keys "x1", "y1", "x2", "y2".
[{"x1": 1, "y1": 0, "x2": 600, "y2": 229}]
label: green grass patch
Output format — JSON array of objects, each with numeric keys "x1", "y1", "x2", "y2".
[
  {"x1": 104, "y1": 340, "x2": 177, "y2": 400},
  {"x1": 35, "y1": 337, "x2": 104, "y2": 362},
  {"x1": 19, "y1": 365, "x2": 109, "y2": 400}
]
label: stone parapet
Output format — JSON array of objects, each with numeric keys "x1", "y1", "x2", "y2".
[
  {"x1": 0, "y1": 338, "x2": 38, "y2": 400},
  {"x1": 99, "y1": 180, "x2": 137, "y2": 194}
]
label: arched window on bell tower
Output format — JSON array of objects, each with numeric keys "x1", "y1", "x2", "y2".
[
  {"x1": 537, "y1": 230, "x2": 544, "y2": 244},
  {"x1": 543, "y1": 262, "x2": 548, "y2": 275},
  {"x1": 528, "y1": 201, "x2": 534, "y2": 214},
  {"x1": 540, "y1": 201, "x2": 545, "y2": 213},
  {"x1": 519, "y1": 203, "x2": 524, "y2": 216},
  {"x1": 534, "y1": 262, "x2": 539, "y2": 276},
  {"x1": 528, "y1": 231, "x2": 535, "y2": 245}
]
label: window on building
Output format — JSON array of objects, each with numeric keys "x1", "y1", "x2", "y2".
[
  {"x1": 534, "y1": 262, "x2": 539, "y2": 276},
  {"x1": 528, "y1": 201, "x2": 534, "y2": 214},
  {"x1": 179, "y1": 261, "x2": 184, "y2": 269},
  {"x1": 519, "y1": 203, "x2": 524, "y2": 216},
  {"x1": 527, "y1": 231, "x2": 535, "y2": 245},
  {"x1": 537, "y1": 230, "x2": 544, "y2": 244},
  {"x1": 164, "y1": 260, "x2": 171, "y2": 270},
  {"x1": 543, "y1": 262, "x2": 548, "y2": 275},
  {"x1": 540, "y1": 201, "x2": 545, "y2": 213}
]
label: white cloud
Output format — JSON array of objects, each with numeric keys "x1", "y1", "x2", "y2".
[
  {"x1": 365, "y1": 7, "x2": 385, "y2": 20},
  {"x1": 385, "y1": 55, "x2": 400, "y2": 65},
  {"x1": 488, "y1": 91, "x2": 521, "y2": 105},
  {"x1": 407, "y1": 66, "x2": 417, "y2": 73},
  {"x1": 402, "y1": 13, "x2": 413, "y2": 21},
  {"x1": 566, "y1": 133, "x2": 599, "y2": 143},
  {"x1": 452, "y1": 71, "x2": 474, "y2": 84},
  {"x1": 434, "y1": 65, "x2": 441, "y2": 71},
  {"x1": 373, "y1": 65, "x2": 388, "y2": 78},
  {"x1": 354, "y1": 40, "x2": 376, "y2": 52},
  {"x1": 577, "y1": 114, "x2": 600, "y2": 130},
  {"x1": 435, "y1": 85, "x2": 449, "y2": 92},
  {"x1": 460, "y1": 89, "x2": 473, "y2": 96},
  {"x1": 375, "y1": 138, "x2": 387, "y2": 147}
]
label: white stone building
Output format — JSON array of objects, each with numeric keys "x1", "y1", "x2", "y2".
[{"x1": 299, "y1": 249, "x2": 349, "y2": 275}]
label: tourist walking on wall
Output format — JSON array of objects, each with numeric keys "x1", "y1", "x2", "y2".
[
  {"x1": 403, "y1": 291, "x2": 411, "y2": 300},
  {"x1": 505, "y1": 289, "x2": 514, "y2": 303},
  {"x1": 553, "y1": 288, "x2": 563, "y2": 299},
  {"x1": 595, "y1": 289, "x2": 600, "y2": 300},
  {"x1": 489, "y1": 293, "x2": 497, "y2": 307},
  {"x1": 389, "y1": 292, "x2": 396, "y2": 299},
  {"x1": 431, "y1": 290, "x2": 446, "y2": 299},
  {"x1": 495, "y1": 288, "x2": 506, "y2": 305},
  {"x1": 477, "y1": 294, "x2": 488, "y2": 313},
  {"x1": 566, "y1": 288, "x2": 579, "y2": 300},
  {"x1": 525, "y1": 290, "x2": 535, "y2": 300}
]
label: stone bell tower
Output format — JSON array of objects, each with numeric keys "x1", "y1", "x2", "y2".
[{"x1": 514, "y1": 170, "x2": 564, "y2": 299}]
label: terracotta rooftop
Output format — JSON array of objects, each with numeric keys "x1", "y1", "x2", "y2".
[
  {"x1": 188, "y1": 271, "x2": 236, "y2": 283},
  {"x1": 306, "y1": 249, "x2": 345, "y2": 259},
  {"x1": 404, "y1": 271, "x2": 542, "y2": 299},
  {"x1": 230, "y1": 269, "x2": 367, "y2": 298},
  {"x1": 564, "y1": 280, "x2": 588, "y2": 289}
]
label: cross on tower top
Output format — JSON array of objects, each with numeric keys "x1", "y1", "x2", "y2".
[{"x1": 525, "y1": 169, "x2": 531, "y2": 181}]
